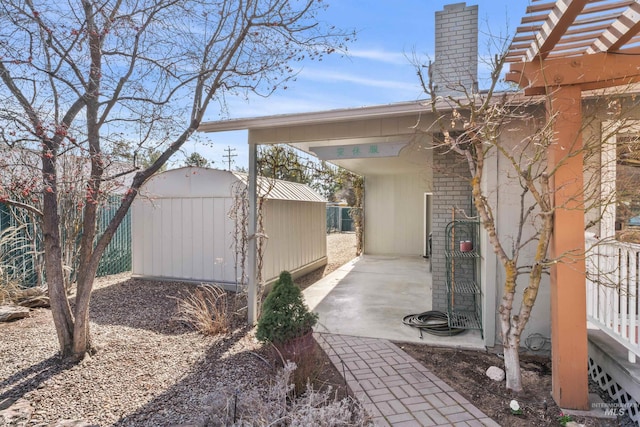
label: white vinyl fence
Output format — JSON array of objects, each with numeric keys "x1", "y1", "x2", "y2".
[{"x1": 586, "y1": 232, "x2": 640, "y2": 363}]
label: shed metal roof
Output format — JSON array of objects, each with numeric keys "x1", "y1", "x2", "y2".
[
  {"x1": 233, "y1": 172, "x2": 326, "y2": 203},
  {"x1": 143, "y1": 167, "x2": 325, "y2": 202}
]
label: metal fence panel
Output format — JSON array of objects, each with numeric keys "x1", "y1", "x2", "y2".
[
  {"x1": 95, "y1": 197, "x2": 132, "y2": 277},
  {"x1": 326, "y1": 206, "x2": 356, "y2": 233},
  {"x1": 0, "y1": 196, "x2": 131, "y2": 288},
  {"x1": 326, "y1": 206, "x2": 340, "y2": 233},
  {"x1": 341, "y1": 207, "x2": 355, "y2": 232}
]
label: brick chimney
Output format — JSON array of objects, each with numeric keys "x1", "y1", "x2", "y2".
[{"x1": 432, "y1": 3, "x2": 478, "y2": 99}]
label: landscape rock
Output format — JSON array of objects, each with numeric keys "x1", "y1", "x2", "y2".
[
  {"x1": 0, "y1": 305, "x2": 30, "y2": 322},
  {"x1": 486, "y1": 366, "x2": 505, "y2": 382},
  {"x1": 0, "y1": 399, "x2": 34, "y2": 426},
  {"x1": 53, "y1": 420, "x2": 99, "y2": 427}
]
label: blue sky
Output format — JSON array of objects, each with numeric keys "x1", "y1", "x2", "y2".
[{"x1": 176, "y1": 0, "x2": 531, "y2": 169}]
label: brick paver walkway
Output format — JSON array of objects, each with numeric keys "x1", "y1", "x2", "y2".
[{"x1": 315, "y1": 333, "x2": 500, "y2": 427}]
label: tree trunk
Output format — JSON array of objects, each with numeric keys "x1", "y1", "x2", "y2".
[
  {"x1": 499, "y1": 261, "x2": 522, "y2": 392},
  {"x1": 500, "y1": 300, "x2": 524, "y2": 392},
  {"x1": 502, "y1": 335, "x2": 522, "y2": 392},
  {"x1": 72, "y1": 274, "x2": 94, "y2": 358},
  {"x1": 73, "y1": 182, "x2": 99, "y2": 359},
  {"x1": 70, "y1": 0, "x2": 104, "y2": 360},
  {"x1": 42, "y1": 157, "x2": 75, "y2": 358}
]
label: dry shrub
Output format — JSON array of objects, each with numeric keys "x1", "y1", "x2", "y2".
[
  {"x1": 272, "y1": 334, "x2": 323, "y2": 395},
  {"x1": 0, "y1": 278, "x2": 21, "y2": 304},
  {"x1": 0, "y1": 225, "x2": 33, "y2": 305},
  {"x1": 0, "y1": 278, "x2": 49, "y2": 310},
  {"x1": 202, "y1": 362, "x2": 370, "y2": 426},
  {"x1": 172, "y1": 284, "x2": 230, "y2": 335}
]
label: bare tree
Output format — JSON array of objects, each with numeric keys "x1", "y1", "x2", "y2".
[
  {"x1": 258, "y1": 144, "x2": 312, "y2": 183},
  {"x1": 420, "y1": 56, "x2": 551, "y2": 391},
  {"x1": 0, "y1": 0, "x2": 350, "y2": 361},
  {"x1": 415, "y1": 52, "x2": 630, "y2": 391}
]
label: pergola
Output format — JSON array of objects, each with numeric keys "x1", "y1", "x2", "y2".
[{"x1": 505, "y1": 0, "x2": 640, "y2": 410}]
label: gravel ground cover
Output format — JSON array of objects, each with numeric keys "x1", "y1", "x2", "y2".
[
  {"x1": 1, "y1": 275, "x2": 269, "y2": 426},
  {"x1": 295, "y1": 232, "x2": 357, "y2": 290},
  {"x1": 0, "y1": 233, "x2": 357, "y2": 427}
]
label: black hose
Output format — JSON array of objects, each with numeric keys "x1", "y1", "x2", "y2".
[{"x1": 402, "y1": 310, "x2": 465, "y2": 337}]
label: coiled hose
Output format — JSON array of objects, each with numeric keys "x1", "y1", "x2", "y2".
[{"x1": 402, "y1": 310, "x2": 465, "y2": 337}]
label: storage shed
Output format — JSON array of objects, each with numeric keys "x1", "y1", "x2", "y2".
[{"x1": 131, "y1": 167, "x2": 327, "y2": 287}]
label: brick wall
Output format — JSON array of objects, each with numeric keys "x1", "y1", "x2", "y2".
[
  {"x1": 431, "y1": 147, "x2": 473, "y2": 311},
  {"x1": 433, "y1": 3, "x2": 478, "y2": 98}
]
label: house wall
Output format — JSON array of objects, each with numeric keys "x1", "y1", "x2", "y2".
[
  {"x1": 430, "y1": 117, "x2": 555, "y2": 349},
  {"x1": 581, "y1": 97, "x2": 640, "y2": 237},
  {"x1": 479, "y1": 100, "x2": 640, "y2": 351},
  {"x1": 364, "y1": 172, "x2": 430, "y2": 255},
  {"x1": 132, "y1": 167, "x2": 327, "y2": 287},
  {"x1": 491, "y1": 127, "x2": 552, "y2": 349}
]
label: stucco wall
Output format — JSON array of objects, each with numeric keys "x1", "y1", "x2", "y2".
[{"x1": 490, "y1": 129, "x2": 552, "y2": 349}]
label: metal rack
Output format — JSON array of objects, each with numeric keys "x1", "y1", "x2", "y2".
[{"x1": 445, "y1": 220, "x2": 482, "y2": 335}]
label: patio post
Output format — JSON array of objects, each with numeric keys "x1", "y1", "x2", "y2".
[
  {"x1": 548, "y1": 85, "x2": 589, "y2": 410},
  {"x1": 247, "y1": 142, "x2": 258, "y2": 324}
]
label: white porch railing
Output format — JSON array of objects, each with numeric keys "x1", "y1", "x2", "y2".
[{"x1": 586, "y1": 233, "x2": 640, "y2": 363}]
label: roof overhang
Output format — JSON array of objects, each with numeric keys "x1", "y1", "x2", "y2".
[
  {"x1": 197, "y1": 93, "x2": 534, "y2": 176},
  {"x1": 199, "y1": 101, "x2": 436, "y2": 176},
  {"x1": 199, "y1": 100, "x2": 434, "y2": 133}
]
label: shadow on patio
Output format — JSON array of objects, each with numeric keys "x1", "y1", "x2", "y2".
[{"x1": 302, "y1": 255, "x2": 484, "y2": 348}]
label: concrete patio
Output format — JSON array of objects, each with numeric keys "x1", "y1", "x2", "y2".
[{"x1": 302, "y1": 255, "x2": 485, "y2": 349}]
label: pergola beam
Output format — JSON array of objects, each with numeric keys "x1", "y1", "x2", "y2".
[
  {"x1": 506, "y1": 52, "x2": 640, "y2": 95},
  {"x1": 524, "y1": 0, "x2": 589, "y2": 62},
  {"x1": 589, "y1": 2, "x2": 640, "y2": 53}
]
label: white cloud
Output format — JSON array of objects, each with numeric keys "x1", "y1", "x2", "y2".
[
  {"x1": 300, "y1": 68, "x2": 419, "y2": 92},
  {"x1": 347, "y1": 48, "x2": 409, "y2": 65}
]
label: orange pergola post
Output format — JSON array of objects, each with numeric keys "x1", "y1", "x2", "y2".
[
  {"x1": 505, "y1": 52, "x2": 640, "y2": 410},
  {"x1": 504, "y1": 0, "x2": 640, "y2": 412},
  {"x1": 548, "y1": 85, "x2": 589, "y2": 410}
]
